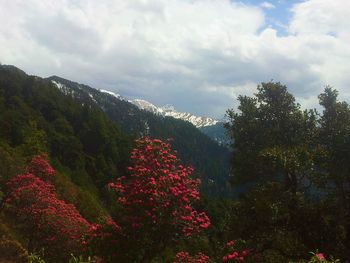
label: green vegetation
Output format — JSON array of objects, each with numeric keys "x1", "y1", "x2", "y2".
[
  {"x1": 0, "y1": 65, "x2": 349, "y2": 262},
  {"x1": 223, "y1": 82, "x2": 350, "y2": 261}
]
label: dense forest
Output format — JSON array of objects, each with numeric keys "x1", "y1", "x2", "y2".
[{"x1": 0, "y1": 65, "x2": 349, "y2": 262}]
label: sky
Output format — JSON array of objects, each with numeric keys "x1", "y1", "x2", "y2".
[{"x1": 0, "y1": 0, "x2": 350, "y2": 118}]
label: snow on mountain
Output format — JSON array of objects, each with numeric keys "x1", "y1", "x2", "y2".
[
  {"x1": 52, "y1": 80, "x2": 64, "y2": 90},
  {"x1": 99, "y1": 89, "x2": 122, "y2": 100},
  {"x1": 51, "y1": 80, "x2": 75, "y2": 96},
  {"x1": 129, "y1": 100, "x2": 218, "y2": 128},
  {"x1": 130, "y1": 99, "x2": 163, "y2": 115},
  {"x1": 163, "y1": 109, "x2": 218, "y2": 128}
]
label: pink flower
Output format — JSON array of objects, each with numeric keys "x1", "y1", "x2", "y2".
[
  {"x1": 226, "y1": 240, "x2": 235, "y2": 247},
  {"x1": 315, "y1": 253, "x2": 326, "y2": 261}
]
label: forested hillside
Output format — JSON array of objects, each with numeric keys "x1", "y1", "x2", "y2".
[{"x1": 47, "y1": 75, "x2": 232, "y2": 197}]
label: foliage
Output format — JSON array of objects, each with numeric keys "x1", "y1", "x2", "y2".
[
  {"x1": 28, "y1": 253, "x2": 46, "y2": 263},
  {"x1": 0, "y1": 237, "x2": 28, "y2": 263},
  {"x1": 316, "y1": 87, "x2": 350, "y2": 257},
  {"x1": 225, "y1": 82, "x2": 317, "y2": 194},
  {"x1": 68, "y1": 254, "x2": 96, "y2": 263}
]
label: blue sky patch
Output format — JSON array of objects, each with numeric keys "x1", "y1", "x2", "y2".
[{"x1": 236, "y1": 0, "x2": 303, "y2": 35}]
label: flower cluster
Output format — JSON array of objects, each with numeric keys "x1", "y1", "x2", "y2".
[
  {"x1": 26, "y1": 154, "x2": 55, "y2": 181},
  {"x1": 222, "y1": 240, "x2": 254, "y2": 262},
  {"x1": 4, "y1": 157, "x2": 92, "y2": 261},
  {"x1": 173, "y1": 251, "x2": 210, "y2": 263},
  {"x1": 109, "y1": 137, "x2": 210, "y2": 240}
]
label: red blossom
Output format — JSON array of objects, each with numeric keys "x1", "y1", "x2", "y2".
[
  {"x1": 27, "y1": 154, "x2": 55, "y2": 181},
  {"x1": 222, "y1": 240, "x2": 255, "y2": 262},
  {"x1": 174, "y1": 251, "x2": 210, "y2": 263},
  {"x1": 4, "y1": 158, "x2": 91, "y2": 261},
  {"x1": 110, "y1": 137, "x2": 210, "y2": 256}
]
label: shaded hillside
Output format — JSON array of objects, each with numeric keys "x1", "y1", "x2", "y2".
[{"x1": 200, "y1": 122, "x2": 230, "y2": 147}]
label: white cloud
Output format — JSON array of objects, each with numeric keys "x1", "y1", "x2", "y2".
[
  {"x1": 288, "y1": 0, "x2": 350, "y2": 100},
  {"x1": 0, "y1": 0, "x2": 349, "y2": 118},
  {"x1": 260, "y1": 1, "x2": 275, "y2": 9}
]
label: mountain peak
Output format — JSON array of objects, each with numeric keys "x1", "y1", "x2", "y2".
[{"x1": 129, "y1": 99, "x2": 218, "y2": 128}]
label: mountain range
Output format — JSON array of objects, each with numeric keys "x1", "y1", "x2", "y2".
[
  {"x1": 83, "y1": 86, "x2": 219, "y2": 128},
  {"x1": 128, "y1": 98, "x2": 218, "y2": 128}
]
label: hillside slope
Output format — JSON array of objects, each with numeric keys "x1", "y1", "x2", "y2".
[{"x1": 0, "y1": 65, "x2": 135, "y2": 223}]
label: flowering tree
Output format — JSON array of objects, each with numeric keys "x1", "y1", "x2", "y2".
[
  {"x1": 3, "y1": 155, "x2": 92, "y2": 261},
  {"x1": 109, "y1": 137, "x2": 210, "y2": 261}
]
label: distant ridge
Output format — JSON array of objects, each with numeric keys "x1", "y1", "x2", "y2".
[
  {"x1": 95, "y1": 89, "x2": 218, "y2": 128},
  {"x1": 127, "y1": 98, "x2": 218, "y2": 128}
]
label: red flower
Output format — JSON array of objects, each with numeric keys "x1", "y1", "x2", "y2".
[
  {"x1": 27, "y1": 154, "x2": 55, "y2": 181},
  {"x1": 174, "y1": 251, "x2": 210, "y2": 263}
]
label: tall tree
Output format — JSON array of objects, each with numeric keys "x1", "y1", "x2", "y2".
[
  {"x1": 225, "y1": 82, "x2": 317, "y2": 194},
  {"x1": 317, "y1": 87, "x2": 350, "y2": 255}
]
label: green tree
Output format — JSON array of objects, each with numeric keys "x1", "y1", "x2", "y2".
[
  {"x1": 317, "y1": 87, "x2": 350, "y2": 257},
  {"x1": 225, "y1": 82, "x2": 317, "y2": 194}
]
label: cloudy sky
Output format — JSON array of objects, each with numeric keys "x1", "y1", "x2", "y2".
[{"x1": 1, "y1": 0, "x2": 350, "y2": 118}]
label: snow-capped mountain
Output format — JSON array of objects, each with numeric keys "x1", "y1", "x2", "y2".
[
  {"x1": 128, "y1": 99, "x2": 218, "y2": 128},
  {"x1": 52, "y1": 80, "x2": 217, "y2": 128},
  {"x1": 97, "y1": 90, "x2": 218, "y2": 128}
]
